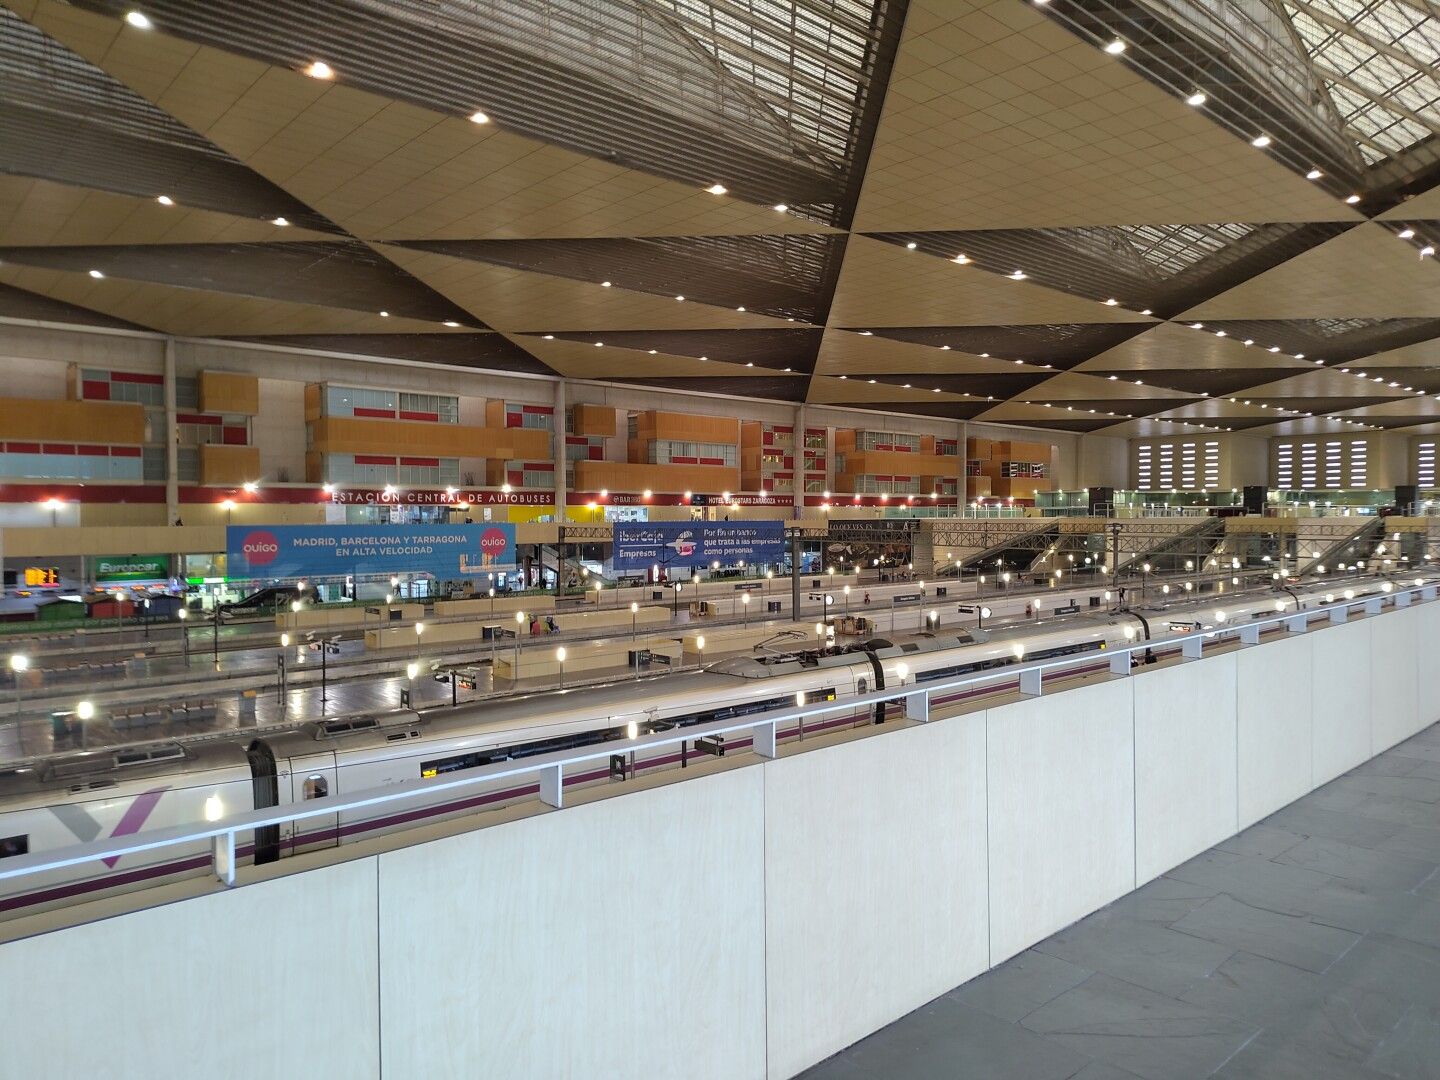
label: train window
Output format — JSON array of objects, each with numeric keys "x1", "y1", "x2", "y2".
[
  {"x1": 857, "y1": 678, "x2": 867, "y2": 693},
  {"x1": 420, "y1": 750, "x2": 492, "y2": 778},
  {"x1": 0, "y1": 834, "x2": 28, "y2": 859},
  {"x1": 302, "y1": 775, "x2": 328, "y2": 800}
]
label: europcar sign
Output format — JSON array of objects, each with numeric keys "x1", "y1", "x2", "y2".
[{"x1": 226, "y1": 524, "x2": 516, "y2": 580}]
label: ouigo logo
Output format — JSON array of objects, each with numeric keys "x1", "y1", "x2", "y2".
[{"x1": 240, "y1": 529, "x2": 280, "y2": 566}]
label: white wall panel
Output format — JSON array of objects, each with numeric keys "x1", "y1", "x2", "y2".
[
  {"x1": 986, "y1": 679, "x2": 1135, "y2": 964},
  {"x1": 1415, "y1": 600, "x2": 1440, "y2": 736},
  {"x1": 1236, "y1": 632, "x2": 1314, "y2": 828},
  {"x1": 1132, "y1": 655, "x2": 1238, "y2": 884},
  {"x1": 1371, "y1": 604, "x2": 1422, "y2": 752},
  {"x1": 0, "y1": 859, "x2": 381, "y2": 1080},
  {"x1": 1311, "y1": 618, "x2": 1374, "y2": 783},
  {"x1": 377, "y1": 767, "x2": 767, "y2": 1080},
  {"x1": 763, "y1": 715, "x2": 989, "y2": 1079}
]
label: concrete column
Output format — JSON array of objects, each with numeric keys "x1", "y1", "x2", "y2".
[
  {"x1": 956, "y1": 420, "x2": 967, "y2": 505},
  {"x1": 553, "y1": 379, "x2": 568, "y2": 523},
  {"x1": 164, "y1": 337, "x2": 179, "y2": 525}
]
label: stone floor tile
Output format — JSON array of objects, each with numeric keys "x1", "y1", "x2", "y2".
[
  {"x1": 1179, "y1": 949, "x2": 1329, "y2": 1026},
  {"x1": 1216, "y1": 824, "x2": 1305, "y2": 860},
  {"x1": 1172, "y1": 894, "x2": 1360, "y2": 973},
  {"x1": 948, "y1": 949, "x2": 1093, "y2": 1023},
  {"x1": 1020, "y1": 974, "x2": 1257, "y2": 1080},
  {"x1": 1365, "y1": 1009, "x2": 1440, "y2": 1080},
  {"x1": 1272, "y1": 835, "x2": 1437, "y2": 891},
  {"x1": 1036, "y1": 911, "x2": 1234, "y2": 999},
  {"x1": 1103, "y1": 877, "x2": 1219, "y2": 927},
  {"x1": 1212, "y1": 1031, "x2": 1389, "y2": 1080}
]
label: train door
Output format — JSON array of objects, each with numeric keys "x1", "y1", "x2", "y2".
[
  {"x1": 282, "y1": 749, "x2": 339, "y2": 854},
  {"x1": 246, "y1": 741, "x2": 281, "y2": 865}
]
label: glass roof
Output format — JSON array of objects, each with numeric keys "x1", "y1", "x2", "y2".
[{"x1": 1115, "y1": 224, "x2": 1259, "y2": 277}]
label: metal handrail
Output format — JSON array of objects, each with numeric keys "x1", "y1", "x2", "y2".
[{"x1": 1, "y1": 583, "x2": 1433, "y2": 890}]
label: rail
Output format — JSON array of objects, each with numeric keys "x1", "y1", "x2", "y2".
[{"x1": 1, "y1": 581, "x2": 1434, "y2": 892}]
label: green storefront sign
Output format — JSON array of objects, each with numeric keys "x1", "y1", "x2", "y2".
[{"x1": 95, "y1": 555, "x2": 170, "y2": 582}]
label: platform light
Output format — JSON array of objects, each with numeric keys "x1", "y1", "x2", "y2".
[
  {"x1": 1012, "y1": 642, "x2": 1026, "y2": 660},
  {"x1": 406, "y1": 661, "x2": 419, "y2": 680},
  {"x1": 1344, "y1": 589, "x2": 1355, "y2": 600},
  {"x1": 125, "y1": 10, "x2": 152, "y2": 29},
  {"x1": 280, "y1": 633, "x2": 291, "y2": 648},
  {"x1": 290, "y1": 600, "x2": 302, "y2": 613},
  {"x1": 1213, "y1": 610, "x2": 1227, "y2": 623},
  {"x1": 415, "y1": 621, "x2": 425, "y2": 637},
  {"x1": 305, "y1": 60, "x2": 334, "y2": 79}
]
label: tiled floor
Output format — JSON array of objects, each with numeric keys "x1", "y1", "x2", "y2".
[{"x1": 802, "y1": 723, "x2": 1440, "y2": 1080}]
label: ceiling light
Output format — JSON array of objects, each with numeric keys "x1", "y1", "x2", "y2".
[
  {"x1": 87, "y1": 269, "x2": 104, "y2": 279},
  {"x1": 379, "y1": 310, "x2": 389, "y2": 317},
  {"x1": 773, "y1": 204, "x2": 788, "y2": 213},
  {"x1": 933, "y1": 388, "x2": 941, "y2": 392},
  {"x1": 1306, "y1": 168, "x2": 1323, "y2": 180},
  {"x1": 1345, "y1": 194, "x2": 1361, "y2": 204},
  {"x1": 1423, "y1": 246, "x2": 1436, "y2": 258},
  {"x1": 1108, "y1": 375, "x2": 1118, "y2": 380},
  {"x1": 705, "y1": 183, "x2": 727, "y2": 195},
  {"x1": 1104, "y1": 39, "x2": 1126, "y2": 54},
  {"x1": 859, "y1": 330, "x2": 873, "y2": 336},
  {"x1": 1141, "y1": 309, "x2": 1153, "y2": 315},
  {"x1": 1190, "y1": 322, "x2": 1203, "y2": 329},
  {"x1": 746, "y1": 362, "x2": 755, "y2": 368},
  {"x1": 1399, "y1": 228, "x2": 1416, "y2": 239},
  {"x1": 906, "y1": 241, "x2": 917, "y2": 250},
  {"x1": 675, "y1": 295, "x2": 684, "y2": 301},
  {"x1": 648, "y1": 349, "x2": 657, "y2": 354},
  {"x1": 1008, "y1": 270, "x2": 1026, "y2": 280},
  {"x1": 1294, "y1": 353, "x2": 1304, "y2": 359},
  {"x1": 953, "y1": 254, "x2": 970, "y2": 264},
  {"x1": 941, "y1": 345, "x2": 950, "y2": 350},
  {"x1": 699, "y1": 356, "x2": 708, "y2": 361},
  {"x1": 868, "y1": 379, "x2": 876, "y2": 384},
  {"x1": 156, "y1": 194, "x2": 173, "y2": 206},
  {"x1": 468, "y1": 111, "x2": 490, "y2": 124},
  {"x1": 1104, "y1": 298, "x2": 1118, "y2": 306},
  {"x1": 1243, "y1": 339, "x2": 1254, "y2": 346},
  {"x1": 271, "y1": 216, "x2": 290, "y2": 227},
  {"x1": 1185, "y1": 92, "x2": 1207, "y2": 106},
  {"x1": 1215, "y1": 330, "x2": 1226, "y2": 337},
  {"x1": 784, "y1": 367, "x2": 792, "y2": 372},
  {"x1": 124, "y1": 10, "x2": 152, "y2": 29},
  {"x1": 736, "y1": 306, "x2": 745, "y2": 312},
  {"x1": 594, "y1": 341, "x2": 603, "y2": 347},
  {"x1": 903, "y1": 383, "x2": 911, "y2": 388},
  {"x1": 1268, "y1": 346, "x2": 1280, "y2": 352},
  {"x1": 839, "y1": 375, "x2": 848, "y2": 379},
  {"x1": 600, "y1": 280, "x2": 611, "y2": 287},
  {"x1": 542, "y1": 334, "x2": 554, "y2": 339},
  {"x1": 305, "y1": 61, "x2": 334, "y2": 80},
  {"x1": 442, "y1": 320, "x2": 460, "y2": 327},
  {"x1": 1251, "y1": 134, "x2": 1271, "y2": 148}
]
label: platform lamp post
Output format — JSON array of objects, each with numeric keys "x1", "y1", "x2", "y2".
[
  {"x1": 177, "y1": 607, "x2": 190, "y2": 660},
  {"x1": 278, "y1": 633, "x2": 290, "y2": 710},
  {"x1": 220, "y1": 498, "x2": 235, "y2": 525},
  {"x1": 414, "y1": 621, "x2": 425, "y2": 658},
  {"x1": 514, "y1": 610, "x2": 525, "y2": 675},
  {"x1": 928, "y1": 608, "x2": 939, "y2": 632},
  {"x1": 978, "y1": 605, "x2": 991, "y2": 630},
  {"x1": 742, "y1": 591, "x2": 750, "y2": 626},
  {"x1": 75, "y1": 698, "x2": 94, "y2": 748},
  {"x1": 1141, "y1": 562, "x2": 1151, "y2": 600},
  {"x1": 556, "y1": 646, "x2": 567, "y2": 688},
  {"x1": 630, "y1": 601, "x2": 639, "y2": 644},
  {"x1": 843, "y1": 584, "x2": 850, "y2": 617},
  {"x1": 695, "y1": 635, "x2": 705, "y2": 668},
  {"x1": 9, "y1": 653, "x2": 28, "y2": 716}
]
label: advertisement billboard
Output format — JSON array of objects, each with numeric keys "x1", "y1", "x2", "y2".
[
  {"x1": 613, "y1": 521, "x2": 784, "y2": 571},
  {"x1": 95, "y1": 555, "x2": 170, "y2": 582},
  {"x1": 226, "y1": 524, "x2": 516, "y2": 581}
]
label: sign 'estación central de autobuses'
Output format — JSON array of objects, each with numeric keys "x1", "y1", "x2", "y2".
[{"x1": 226, "y1": 524, "x2": 517, "y2": 580}]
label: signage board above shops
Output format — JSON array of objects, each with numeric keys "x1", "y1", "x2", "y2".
[
  {"x1": 226, "y1": 524, "x2": 517, "y2": 581},
  {"x1": 328, "y1": 489, "x2": 551, "y2": 507},
  {"x1": 613, "y1": 522, "x2": 785, "y2": 571},
  {"x1": 827, "y1": 519, "x2": 922, "y2": 537},
  {"x1": 95, "y1": 555, "x2": 170, "y2": 582}
]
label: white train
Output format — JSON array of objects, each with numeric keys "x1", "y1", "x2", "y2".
[{"x1": 0, "y1": 576, "x2": 1413, "y2": 918}]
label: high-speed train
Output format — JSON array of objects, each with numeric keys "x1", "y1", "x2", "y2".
[{"x1": 0, "y1": 576, "x2": 1418, "y2": 916}]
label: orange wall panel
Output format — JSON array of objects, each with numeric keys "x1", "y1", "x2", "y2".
[
  {"x1": 200, "y1": 444, "x2": 261, "y2": 486},
  {"x1": 574, "y1": 460, "x2": 739, "y2": 494},
  {"x1": 198, "y1": 371, "x2": 260, "y2": 415},
  {"x1": 632, "y1": 411, "x2": 738, "y2": 444},
  {"x1": 303, "y1": 383, "x2": 323, "y2": 422},
  {"x1": 571, "y1": 404, "x2": 616, "y2": 437},
  {"x1": 0, "y1": 397, "x2": 145, "y2": 444},
  {"x1": 308, "y1": 417, "x2": 550, "y2": 460}
]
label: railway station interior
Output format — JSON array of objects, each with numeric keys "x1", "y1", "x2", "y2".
[{"x1": 1, "y1": 0, "x2": 1440, "y2": 1077}]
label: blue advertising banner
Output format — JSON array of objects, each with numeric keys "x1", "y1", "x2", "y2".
[
  {"x1": 226, "y1": 524, "x2": 516, "y2": 580},
  {"x1": 612, "y1": 521, "x2": 785, "y2": 571}
]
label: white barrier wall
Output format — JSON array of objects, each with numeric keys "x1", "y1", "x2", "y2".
[{"x1": 3, "y1": 602, "x2": 1439, "y2": 1080}]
